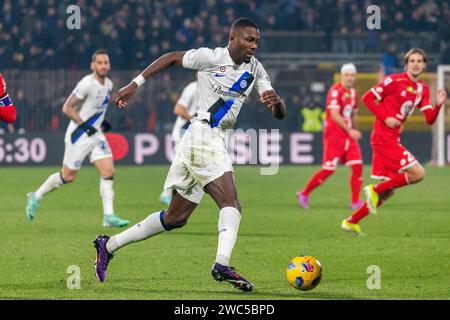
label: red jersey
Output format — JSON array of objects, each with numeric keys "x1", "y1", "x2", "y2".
[
  {"x1": 324, "y1": 83, "x2": 358, "y2": 139},
  {"x1": 0, "y1": 74, "x2": 6, "y2": 97},
  {"x1": 0, "y1": 73, "x2": 17, "y2": 123},
  {"x1": 369, "y1": 73, "x2": 431, "y2": 144}
]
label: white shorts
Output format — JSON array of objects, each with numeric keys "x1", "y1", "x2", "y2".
[
  {"x1": 164, "y1": 119, "x2": 233, "y2": 204},
  {"x1": 63, "y1": 133, "x2": 112, "y2": 170}
]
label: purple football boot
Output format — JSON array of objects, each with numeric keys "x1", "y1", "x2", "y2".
[
  {"x1": 211, "y1": 263, "x2": 254, "y2": 292},
  {"x1": 93, "y1": 235, "x2": 113, "y2": 282},
  {"x1": 296, "y1": 192, "x2": 310, "y2": 209}
]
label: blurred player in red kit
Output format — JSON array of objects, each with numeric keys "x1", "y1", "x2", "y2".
[
  {"x1": 297, "y1": 63, "x2": 363, "y2": 210},
  {"x1": 341, "y1": 48, "x2": 447, "y2": 236},
  {"x1": 0, "y1": 74, "x2": 17, "y2": 124}
]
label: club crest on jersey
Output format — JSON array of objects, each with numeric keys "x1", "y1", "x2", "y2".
[
  {"x1": 407, "y1": 86, "x2": 417, "y2": 94},
  {"x1": 220, "y1": 66, "x2": 226, "y2": 73}
]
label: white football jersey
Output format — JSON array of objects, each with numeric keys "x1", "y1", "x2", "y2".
[
  {"x1": 182, "y1": 47, "x2": 273, "y2": 133},
  {"x1": 171, "y1": 81, "x2": 199, "y2": 142},
  {"x1": 64, "y1": 74, "x2": 113, "y2": 143}
]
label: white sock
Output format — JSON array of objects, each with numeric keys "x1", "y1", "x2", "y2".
[
  {"x1": 100, "y1": 177, "x2": 114, "y2": 215},
  {"x1": 215, "y1": 207, "x2": 241, "y2": 266},
  {"x1": 106, "y1": 211, "x2": 166, "y2": 254},
  {"x1": 35, "y1": 172, "x2": 65, "y2": 200}
]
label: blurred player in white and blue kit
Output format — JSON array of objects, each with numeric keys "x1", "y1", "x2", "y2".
[
  {"x1": 26, "y1": 50, "x2": 130, "y2": 228},
  {"x1": 159, "y1": 76, "x2": 199, "y2": 205}
]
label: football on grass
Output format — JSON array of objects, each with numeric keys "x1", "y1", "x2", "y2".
[{"x1": 286, "y1": 255, "x2": 322, "y2": 291}]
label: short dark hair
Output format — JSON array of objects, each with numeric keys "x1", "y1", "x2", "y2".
[
  {"x1": 230, "y1": 18, "x2": 258, "y2": 33},
  {"x1": 404, "y1": 48, "x2": 427, "y2": 64},
  {"x1": 91, "y1": 49, "x2": 108, "y2": 62}
]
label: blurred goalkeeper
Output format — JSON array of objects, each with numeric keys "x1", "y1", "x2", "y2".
[
  {"x1": 0, "y1": 73, "x2": 17, "y2": 124},
  {"x1": 25, "y1": 50, "x2": 130, "y2": 228}
]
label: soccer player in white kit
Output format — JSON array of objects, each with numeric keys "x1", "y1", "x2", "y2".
[
  {"x1": 26, "y1": 50, "x2": 130, "y2": 228},
  {"x1": 94, "y1": 18, "x2": 286, "y2": 291},
  {"x1": 159, "y1": 78, "x2": 199, "y2": 205}
]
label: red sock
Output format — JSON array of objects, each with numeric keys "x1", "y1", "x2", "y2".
[
  {"x1": 301, "y1": 169, "x2": 334, "y2": 195},
  {"x1": 373, "y1": 173, "x2": 409, "y2": 194},
  {"x1": 347, "y1": 198, "x2": 386, "y2": 224},
  {"x1": 347, "y1": 203, "x2": 369, "y2": 224},
  {"x1": 350, "y1": 164, "x2": 363, "y2": 203}
]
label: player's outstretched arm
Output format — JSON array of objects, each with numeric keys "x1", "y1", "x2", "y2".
[
  {"x1": 421, "y1": 89, "x2": 447, "y2": 125},
  {"x1": 260, "y1": 90, "x2": 286, "y2": 120},
  {"x1": 116, "y1": 51, "x2": 186, "y2": 109}
]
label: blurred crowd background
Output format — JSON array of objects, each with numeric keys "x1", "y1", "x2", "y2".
[{"x1": 1, "y1": 0, "x2": 449, "y2": 134}]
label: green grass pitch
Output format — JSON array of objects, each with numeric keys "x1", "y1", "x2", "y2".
[{"x1": 1, "y1": 165, "x2": 449, "y2": 300}]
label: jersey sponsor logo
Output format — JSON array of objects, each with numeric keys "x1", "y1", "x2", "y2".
[
  {"x1": 212, "y1": 84, "x2": 243, "y2": 99},
  {"x1": 331, "y1": 90, "x2": 338, "y2": 98},
  {"x1": 343, "y1": 104, "x2": 353, "y2": 118},
  {"x1": 399, "y1": 100, "x2": 414, "y2": 119}
]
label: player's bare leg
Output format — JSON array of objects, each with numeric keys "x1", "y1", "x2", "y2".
[
  {"x1": 94, "y1": 157, "x2": 129, "y2": 228},
  {"x1": 205, "y1": 171, "x2": 254, "y2": 292},
  {"x1": 25, "y1": 165, "x2": 76, "y2": 220},
  {"x1": 93, "y1": 191, "x2": 197, "y2": 282}
]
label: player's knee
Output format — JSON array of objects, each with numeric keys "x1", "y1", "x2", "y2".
[
  {"x1": 102, "y1": 168, "x2": 115, "y2": 178},
  {"x1": 61, "y1": 172, "x2": 76, "y2": 183},
  {"x1": 163, "y1": 210, "x2": 192, "y2": 230},
  {"x1": 164, "y1": 215, "x2": 188, "y2": 230},
  {"x1": 408, "y1": 166, "x2": 425, "y2": 183}
]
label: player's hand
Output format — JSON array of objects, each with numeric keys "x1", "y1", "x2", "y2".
[
  {"x1": 260, "y1": 90, "x2": 281, "y2": 108},
  {"x1": 384, "y1": 117, "x2": 401, "y2": 129},
  {"x1": 436, "y1": 89, "x2": 447, "y2": 106},
  {"x1": 348, "y1": 128, "x2": 362, "y2": 140},
  {"x1": 101, "y1": 120, "x2": 111, "y2": 133},
  {"x1": 80, "y1": 122, "x2": 98, "y2": 136},
  {"x1": 116, "y1": 82, "x2": 138, "y2": 109}
]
